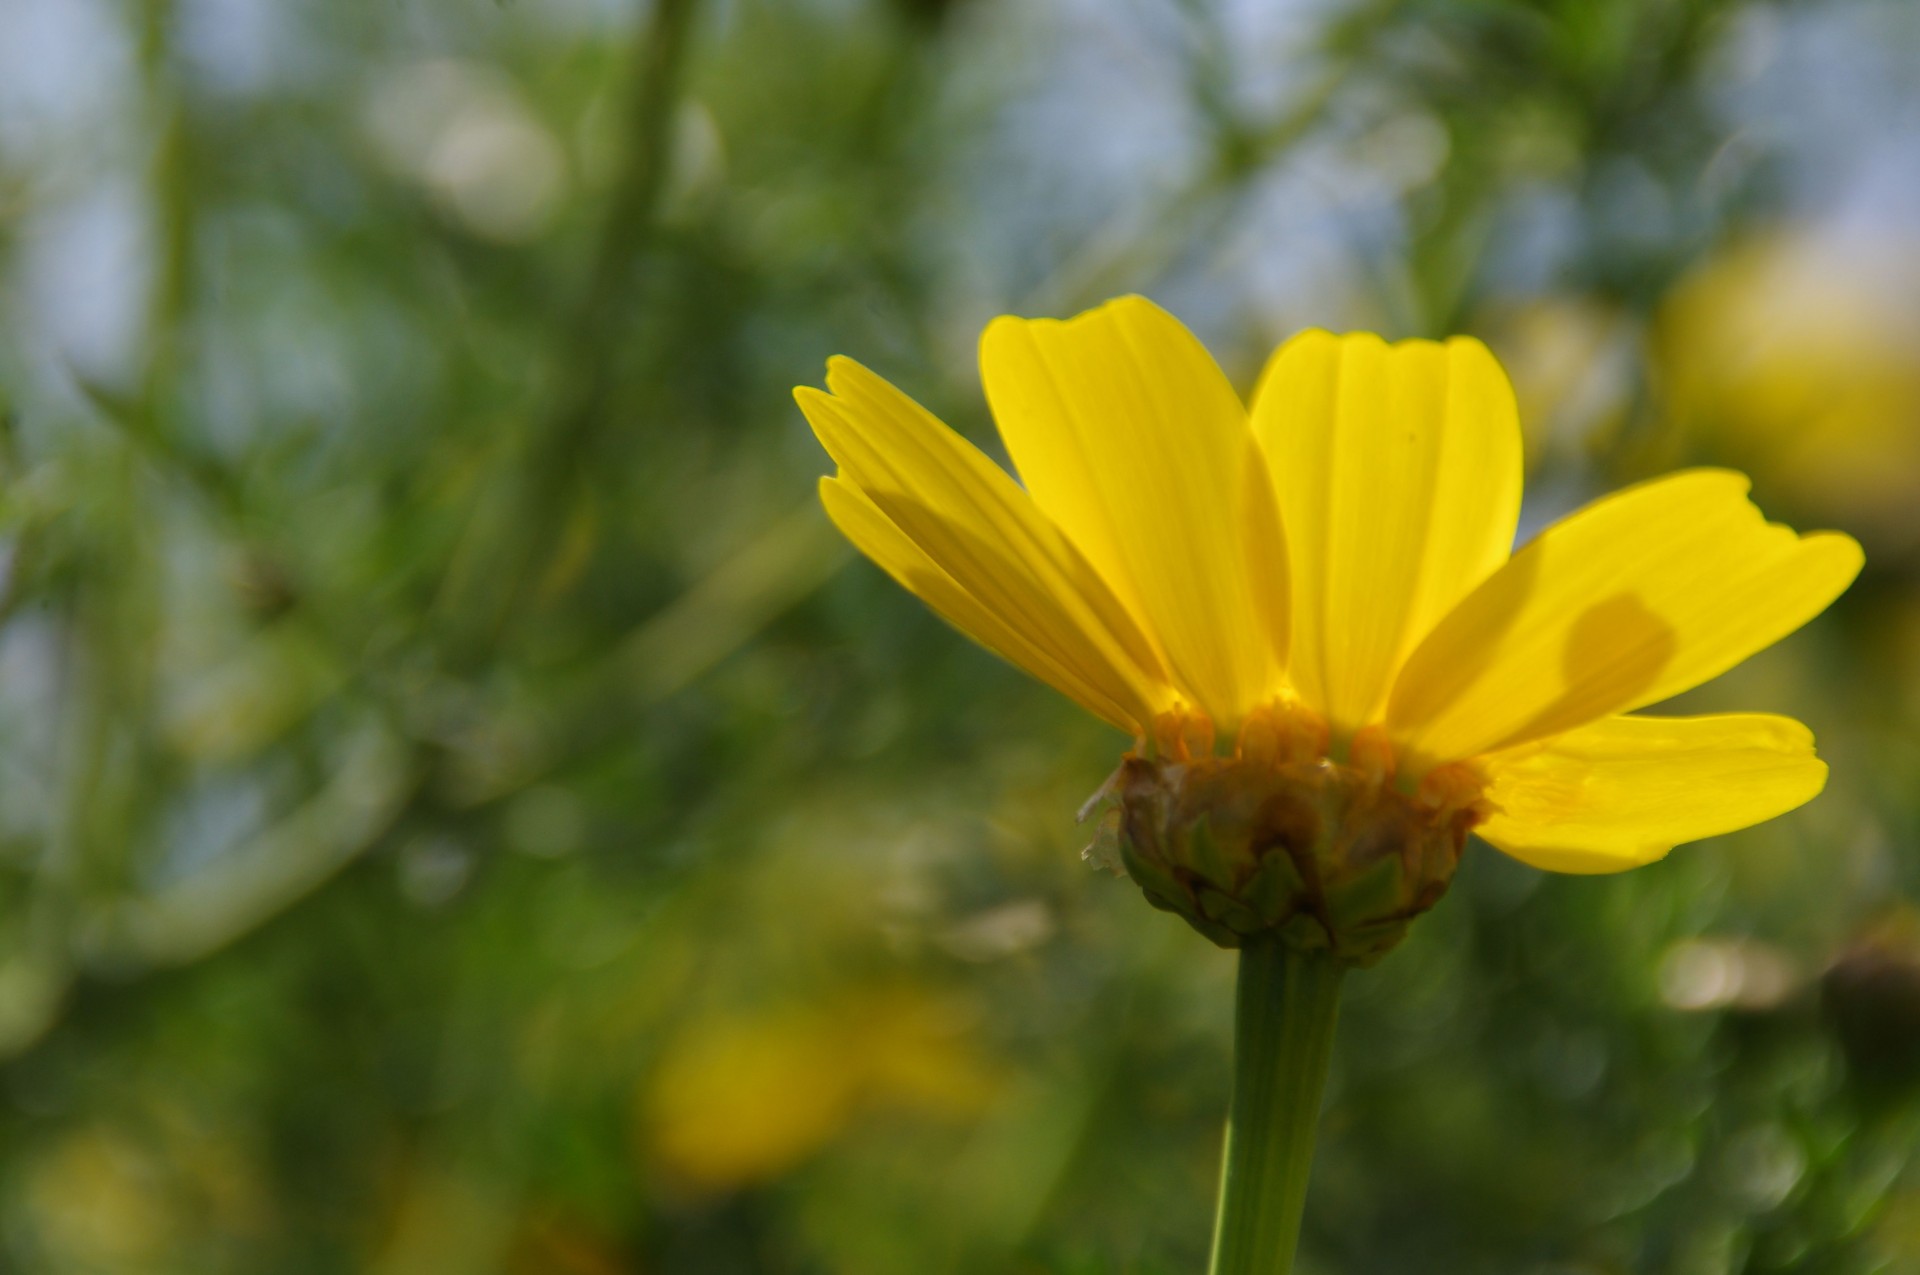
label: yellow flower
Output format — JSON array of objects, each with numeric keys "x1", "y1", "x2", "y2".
[{"x1": 796, "y1": 296, "x2": 1861, "y2": 891}]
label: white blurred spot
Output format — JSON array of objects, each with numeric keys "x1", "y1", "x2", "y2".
[
  {"x1": 361, "y1": 60, "x2": 568, "y2": 243},
  {"x1": 0, "y1": 0, "x2": 135, "y2": 159},
  {"x1": 1710, "y1": 5, "x2": 1782, "y2": 87},
  {"x1": 666, "y1": 102, "x2": 726, "y2": 217},
  {"x1": 940, "y1": 899, "x2": 1055, "y2": 963},
  {"x1": 426, "y1": 113, "x2": 566, "y2": 242},
  {"x1": 1659, "y1": 937, "x2": 1801, "y2": 1011},
  {"x1": 1357, "y1": 113, "x2": 1450, "y2": 192},
  {"x1": 176, "y1": 0, "x2": 293, "y2": 96},
  {"x1": 17, "y1": 179, "x2": 153, "y2": 384},
  {"x1": 1723, "y1": 1123, "x2": 1806, "y2": 1210}
]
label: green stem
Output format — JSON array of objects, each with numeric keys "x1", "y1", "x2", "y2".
[{"x1": 1208, "y1": 940, "x2": 1345, "y2": 1275}]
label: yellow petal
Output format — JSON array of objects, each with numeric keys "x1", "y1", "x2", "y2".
[
  {"x1": 1478, "y1": 713, "x2": 1828, "y2": 874},
  {"x1": 1387, "y1": 469, "x2": 1863, "y2": 763},
  {"x1": 1250, "y1": 331, "x2": 1522, "y2": 736},
  {"x1": 979, "y1": 296, "x2": 1282, "y2": 724},
  {"x1": 819, "y1": 478, "x2": 1145, "y2": 732},
  {"x1": 797, "y1": 364, "x2": 1174, "y2": 733}
]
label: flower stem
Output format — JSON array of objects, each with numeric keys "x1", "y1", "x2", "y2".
[{"x1": 1208, "y1": 939, "x2": 1345, "y2": 1275}]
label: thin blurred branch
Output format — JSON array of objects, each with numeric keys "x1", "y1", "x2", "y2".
[
  {"x1": 561, "y1": 0, "x2": 705, "y2": 447},
  {"x1": 1020, "y1": 2, "x2": 1372, "y2": 318},
  {"x1": 616, "y1": 504, "x2": 846, "y2": 707},
  {"x1": 81, "y1": 726, "x2": 417, "y2": 970},
  {"x1": 452, "y1": 0, "x2": 706, "y2": 637}
]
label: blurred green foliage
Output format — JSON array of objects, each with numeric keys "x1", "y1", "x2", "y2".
[{"x1": 0, "y1": 0, "x2": 1918, "y2": 1271}]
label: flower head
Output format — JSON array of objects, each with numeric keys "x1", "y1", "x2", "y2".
[{"x1": 798, "y1": 297, "x2": 1862, "y2": 958}]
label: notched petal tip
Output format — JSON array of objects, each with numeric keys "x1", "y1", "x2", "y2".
[
  {"x1": 1256, "y1": 327, "x2": 1361, "y2": 376},
  {"x1": 1388, "y1": 466, "x2": 1864, "y2": 763},
  {"x1": 1440, "y1": 332, "x2": 1511, "y2": 382},
  {"x1": 793, "y1": 386, "x2": 862, "y2": 471},
  {"x1": 979, "y1": 294, "x2": 1179, "y2": 350},
  {"x1": 793, "y1": 356, "x2": 873, "y2": 403},
  {"x1": 976, "y1": 312, "x2": 1034, "y2": 370},
  {"x1": 1617, "y1": 467, "x2": 1865, "y2": 585},
  {"x1": 1276, "y1": 326, "x2": 1347, "y2": 348},
  {"x1": 978, "y1": 289, "x2": 1274, "y2": 725},
  {"x1": 816, "y1": 471, "x2": 1157, "y2": 735},
  {"x1": 793, "y1": 383, "x2": 834, "y2": 412},
  {"x1": 1255, "y1": 321, "x2": 1524, "y2": 736},
  {"x1": 805, "y1": 358, "x2": 1186, "y2": 733},
  {"x1": 1265, "y1": 328, "x2": 1494, "y2": 373},
  {"x1": 822, "y1": 355, "x2": 893, "y2": 402},
  {"x1": 1060, "y1": 293, "x2": 1167, "y2": 325}
]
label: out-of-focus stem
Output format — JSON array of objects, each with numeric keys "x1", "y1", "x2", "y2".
[
  {"x1": 443, "y1": 0, "x2": 703, "y2": 645},
  {"x1": 1208, "y1": 940, "x2": 1344, "y2": 1275},
  {"x1": 559, "y1": 0, "x2": 701, "y2": 442}
]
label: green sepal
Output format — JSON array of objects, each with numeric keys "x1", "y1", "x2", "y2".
[{"x1": 1113, "y1": 753, "x2": 1474, "y2": 966}]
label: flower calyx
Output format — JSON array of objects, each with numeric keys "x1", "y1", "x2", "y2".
[{"x1": 1113, "y1": 706, "x2": 1489, "y2": 966}]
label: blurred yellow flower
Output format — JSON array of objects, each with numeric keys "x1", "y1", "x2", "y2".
[
  {"x1": 26, "y1": 1128, "x2": 179, "y2": 1269},
  {"x1": 798, "y1": 296, "x2": 1862, "y2": 878},
  {"x1": 642, "y1": 990, "x2": 1000, "y2": 1191},
  {"x1": 1657, "y1": 228, "x2": 1920, "y2": 553}
]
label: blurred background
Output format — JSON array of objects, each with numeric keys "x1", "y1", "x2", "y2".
[{"x1": 0, "y1": 0, "x2": 1918, "y2": 1270}]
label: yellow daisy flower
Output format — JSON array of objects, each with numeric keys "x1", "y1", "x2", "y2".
[{"x1": 797, "y1": 295, "x2": 1862, "y2": 957}]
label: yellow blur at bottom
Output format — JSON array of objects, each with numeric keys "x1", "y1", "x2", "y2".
[{"x1": 641, "y1": 988, "x2": 1004, "y2": 1192}]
